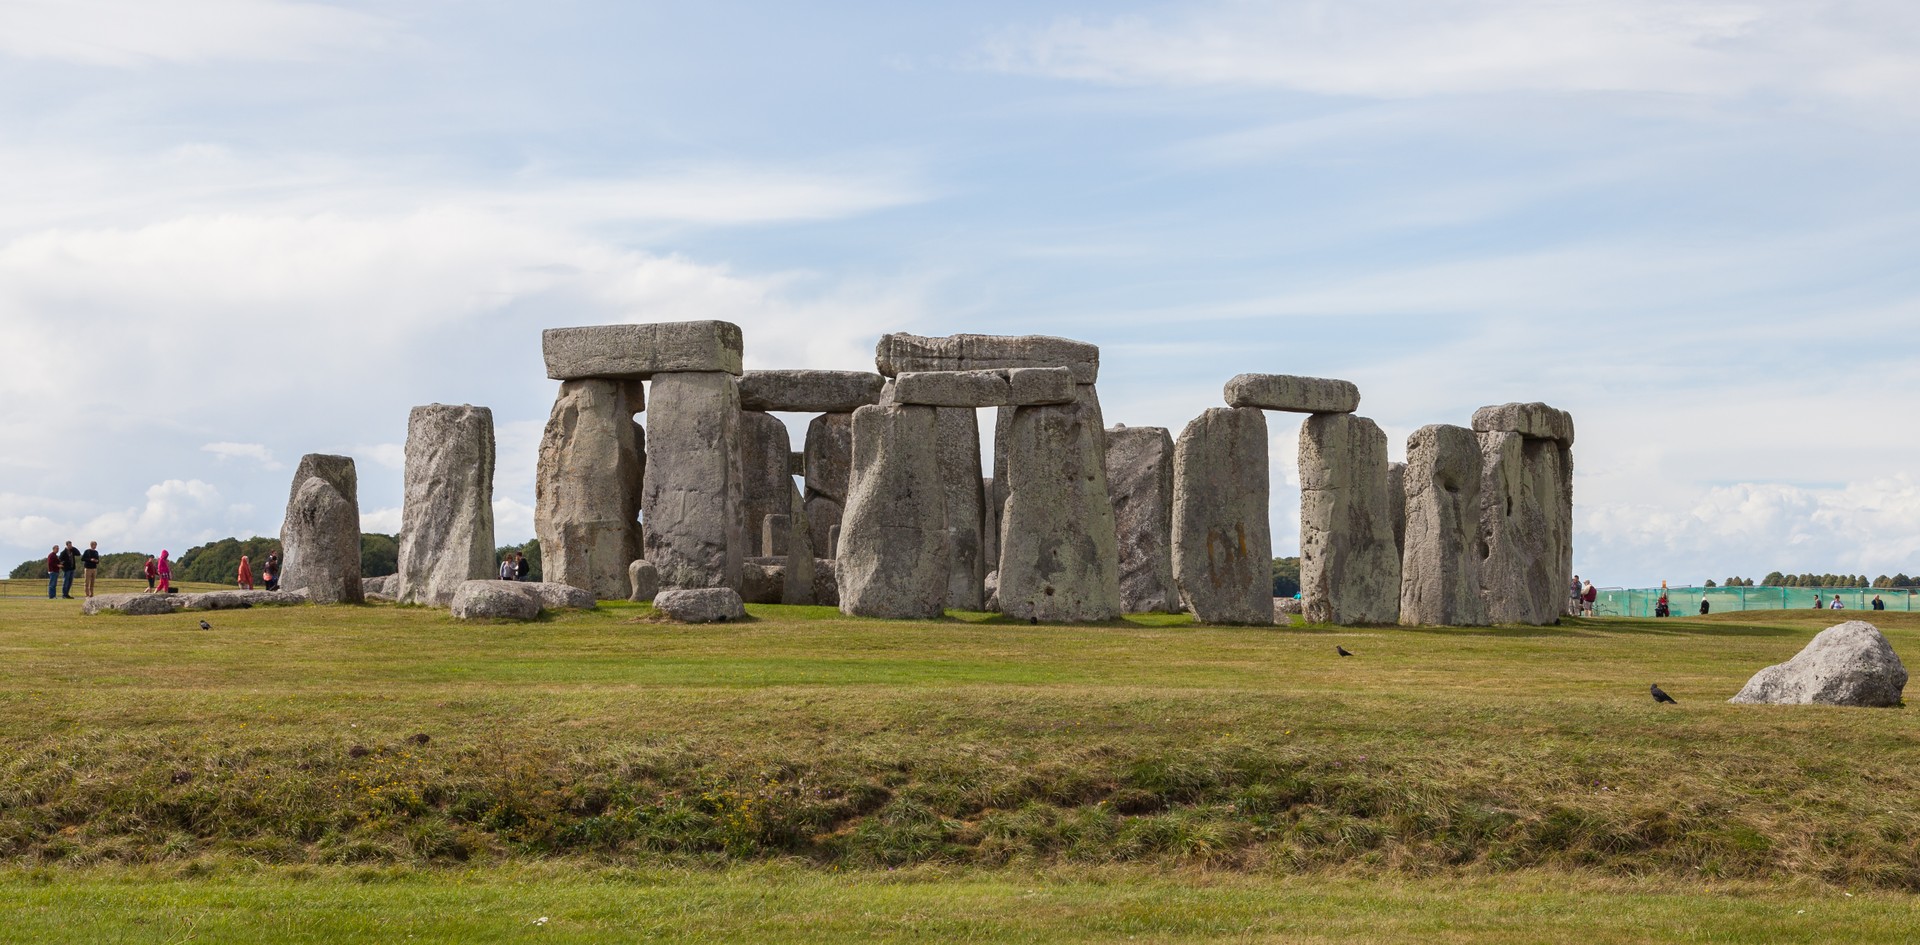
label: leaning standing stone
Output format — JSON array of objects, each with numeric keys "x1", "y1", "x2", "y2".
[
  {"x1": 536, "y1": 379, "x2": 645, "y2": 600},
  {"x1": 1171, "y1": 408, "x2": 1270, "y2": 624},
  {"x1": 1398, "y1": 425, "x2": 1487, "y2": 626},
  {"x1": 643, "y1": 372, "x2": 747, "y2": 591},
  {"x1": 1106, "y1": 425, "x2": 1180, "y2": 614},
  {"x1": 280, "y1": 453, "x2": 363, "y2": 605},
  {"x1": 837, "y1": 404, "x2": 950, "y2": 618},
  {"x1": 397, "y1": 404, "x2": 496, "y2": 606},
  {"x1": 1299, "y1": 414, "x2": 1400, "y2": 625},
  {"x1": 997, "y1": 386, "x2": 1122, "y2": 622}
]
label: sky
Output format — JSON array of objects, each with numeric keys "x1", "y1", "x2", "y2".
[{"x1": 2, "y1": 0, "x2": 1917, "y2": 588}]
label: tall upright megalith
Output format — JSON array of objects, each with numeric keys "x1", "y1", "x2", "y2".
[
  {"x1": 935, "y1": 406, "x2": 986, "y2": 610},
  {"x1": 644, "y1": 371, "x2": 746, "y2": 591},
  {"x1": 1299, "y1": 413, "x2": 1401, "y2": 625},
  {"x1": 997, "y1": 385, "x2": 1122, "y2": 622},
  {"x1": 397, "y1": 404, "x2": 496, "y2": 606},
  {"x1": 803, "y1": 412, "x2": 854, "y2": 559},
  {"x1": 280, "y1": 453, "x2": 363, "y2": 604},
  {"x1": 837, "y1": 403, "x2": 949, "y2": 618},
  {"x1": 536, "y1": 379, "x2": 644, "y2": 600},
  {"x1": 739, "y1": 410, "x2": 794, "y2": 556},
  {"x1": 1106, "y1": 425, "x2": 1179, "y2": 614},
  {"x1": 1473, "y1": 403, "x2": 1575, "y2": 625},
  {"x1": 1171, "y1": 408, "x2": 1270, "y2": 624},
  {"x1": 1398, "y1": 424, "x2": 1486, "y2": 626}
]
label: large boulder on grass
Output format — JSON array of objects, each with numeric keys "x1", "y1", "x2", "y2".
[
  {"x1": 654, "y1": 587, "x2": 747, "y2": 623},
  {"x1": 83, "y1": 593, "x2": 180, "y2": 616},
  {"x1": 1729, "y1": 621, "x2": 1908, "y2": 707},
  {"x1": 449, "y1": 581, "x2": 541, "y2": 621}
]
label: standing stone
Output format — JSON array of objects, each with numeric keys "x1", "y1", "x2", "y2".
[
  {"x1": 1477, "y1": 431, "x2": 1571, "y2": 625},
  {"x1": 644, "y1": 372, "x2": 745, "y2": 591},
  {"x1": 990, "y1": 407, "x2": 1014, "y2": 568},
  {"x1": 937, "y1": 406, "x2": 986, "y2": 610},
  {"x1": 1398, "y1": 425, "x2": 1487, "y2": 627},
  {"x1": 739, "y1": 410, "x2": 794, "y2": 558},
  {"x1": 779, "y1": 481, "x2": 815, "y2": 605},
  {"x1": 1170, "y1": 409, "x2": 1270, "y2": 624},
  {"x1": 1106, "y1": 425, "x2": 1179, "y2": 614},
  {"x1": 1387, "y1": 462, "x2": 1407, "y2": 563},
  {"x1": 396, "y1": 404, "x2": 496, "y2": 606},
  {"x1": 628, "y1": 559, "x2": 660, "y2": 602},
  {"x1": 803, "y1": 412, "x2": 854, "y2": 560},
  {"x1": 997, "y1": 386, "x2": 1122, "y2": 622},
  {"x1": 982, "y1": 475, "x2": 999, "y2": 581},
  {"x1": 280, "y1": 454, "x2": 363, "y2": 605},
  {"x1": 837, "y1": 404, "x2": 949, "y2": 618},
  {"x1": 1299, "y1": 414, "x2": 1401, "y2": 625},
  {"x1": 536, "y1": 379, "x2": 644, "y2": 600}
]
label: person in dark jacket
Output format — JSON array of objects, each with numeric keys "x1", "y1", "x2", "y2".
[
  {"x1": 58, "y1": 541, "x2": 79, "y2": 599},
  {"x1": 46, "y1": 546, "x2": 60, "y2": 599},
  {"x1": 515, "y1": 553, "x2": 530, "y2": 581},
  {"x1": 80, "y1": 541, "x2": 100, "y2": 597}
]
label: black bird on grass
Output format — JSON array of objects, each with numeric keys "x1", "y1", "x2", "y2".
[
  {"x1": 198, "y1": 620, "x2": 211, "y2": 630},
  {"x1": 1336, "y1": 645, "x2": 1353, "y2": 657},
  {"x1": 1650, "y1": 684, "x2": 1677, "y2": 704}
]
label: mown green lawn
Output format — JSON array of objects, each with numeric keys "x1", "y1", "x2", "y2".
[{"x1": 0, "y1": 596, "x2": 1914, "y2": 941}]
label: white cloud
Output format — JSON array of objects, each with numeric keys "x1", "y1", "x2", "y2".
[
  {"x1": 0, "y1": 0, "x2": 395, "y2": 68},
  {"x1": 984, "y1": 1, "x2": 1920, "y2": 109},
  {"x1": 202, "y1": 441, "x2": 284, "y2": 470},
  {"x1": 351, "y1": 443, "x2": 405, "y2": 471},
  {"x1": 493, "y1": 497, "x2": 535, "y2": 546},
  {"x1": 359, "y1": 506, "x2": 401, "y2": 534},
  {"x1": 0, "y1": 479, "x2": 264, "y2": 557}
]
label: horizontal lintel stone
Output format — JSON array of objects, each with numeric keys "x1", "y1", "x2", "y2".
[
  {"x1": 876, "y1": 332, "x2": 1099, "y2": 384},
  {"x1": 892, "y1": 367, "x2": 1076, "y2": 407},
  {"x1": 1471, "y1": 402, "x2": 1575, "y2": 445},
  {"x1": 739, "y1": 370, "x2": 886, "y2": 413},
  {"x1": 1223, "y1": 373, "x2": 1360, "y2": 414},
  {"x1": 543, "y1": 321, "x2": 743, "y2": 381}
]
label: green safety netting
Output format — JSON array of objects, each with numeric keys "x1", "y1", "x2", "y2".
[{"x1": 1594, "y1": 586, "x2": 1915, "y2": 618}]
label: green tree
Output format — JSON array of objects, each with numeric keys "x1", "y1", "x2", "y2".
[
  {"x1": 1704, "y1": 580, "x2": 1717, "y2": 588},
  {"x1": 1270, "y1": 556, "x2": 1300, "y2": 597},
  {"x1": 360, "y1": 534, "x2": 398, "y2": 578},
  {"x1": 1761, "y1": 571, "x2": 1784, "y2": 587},
  {"x1": 175, "y1": 537, "x2": 283, "y2": 584}
]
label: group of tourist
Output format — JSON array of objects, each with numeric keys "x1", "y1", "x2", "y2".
[
  {"x1": 1814, "y1": 594, "x2": 1889, "y2": 611},
  {"x1": 1571, "y1": 576, "x2": 1598, "y2": 616},
  {"x1": 42, "y1": 541, "x2": 100, "y2": 599},
  {"x1": 498, "y1": 552, "x2": 531, "y2": 581}
]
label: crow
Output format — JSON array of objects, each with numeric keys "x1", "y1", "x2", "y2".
[
  {"x1": 198, "y1": 620, "x2": 211, "y2": 630},
  {"x1": 1650, "y1": 684, "x2": 1677, "y2": 704},
  {"x1": 1336, "y1": 645, "x2": 1353, "y2": 657}
]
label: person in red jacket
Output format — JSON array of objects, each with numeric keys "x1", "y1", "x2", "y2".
[
  {"x1": 143, "y1": 556, "x2": 158, "y2": 590},
  {"x1": 45, "y1": 546, "x2": 60, "y2": 599}
]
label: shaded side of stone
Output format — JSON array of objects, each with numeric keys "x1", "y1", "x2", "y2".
[
  {"x1": 937, "y1": 406, "x2": 985, "y2": 610},
  {"x1": 1398, "y1": 424, "x2": 1488, "y2": 627},
  {"x1": 739, "y1": 370, "x2": 885, "y2": 413},
  {"x1": 643, "y1": 372, "x2": 747, "y2": 592},
  {"x1": 997, "y1": 385, "x2": 1122, "y2": 622},
  {"x1": 397, "y1": 404, "x2": 497, "y2": 606},
  {"x1": 1170, "y1": 408, "x2": 1271, "y2": 624},
  {"x1": 836, "y1": 404, "x2": 950, "y2": 619},
  {"x1": 1299, "y1": 414, "x2": 1401, "y2": 625},
  {"x1": 536, "y1": 379, "x2": 645, "y2": 600},
  {"x1": 803, "y1": 412, "x2": 854, "y2": 557},
  {"x1": 1105, "y1": 425, "x2": 1179, "y2": 614}
]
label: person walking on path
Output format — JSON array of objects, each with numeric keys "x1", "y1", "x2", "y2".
[
  {"x1": 237, "y1": 554, "x2": 254, "y2": 590},
  {"x1": 143, "y1": 556, "x2": 158, "y2": 590},
  {"x1": 58, "y1": 541, "x2": 79, "y2": 598},
  {"x1": 155, "y1": 550, "x2": 172, "y2": 594},
  {"x1": 80, "y1": 541, "x2": 100, "y2": 597},
  {"x1": 45, "y1": 546, "x2": 60, "y2": 599}
]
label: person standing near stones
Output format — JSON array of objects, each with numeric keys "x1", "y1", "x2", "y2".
[
  {"x1": 1582, "y1": 580, "x2": 1597, "y2": 617},
  {"x1": 1872, "y1": 594, "x2": 1886, "y2": 611},
  {"x1": 237, "y1": 554, "x2": 254, "y2": 590},
  {"x1": 155, "y1": 550, "x2": 172, "y2": 594},
  {"x1": 499, "y1": 556, "x2": 516, "y2": 581},
  {"x1": 515, "y1": 552, "x2": 530, "y2": 582},
  {"x1": 80, "y1": 541, "x2": 100, "y2": 597},
  {"x1": 45, "y1": 546, "x2": 60, "y2": 599},
  {"x1": 1569, "y1": 575, "x2": 1583, "y2": 616},
  {"x1": 57, "y1": 541, "x2": 79, "y2": 599},
  {"x1": 262, "y1": 551, "x2": 281, "y2": 591},
  {"x1": 1699, "y1": 597, "x2": 1710, "y2": 615},
  {"x1": 1829, "y1": 594, "x2": 1844, "y2": 611},
  {"x1": 143, "y1": 555, "x2": 158, "y2": 591}
]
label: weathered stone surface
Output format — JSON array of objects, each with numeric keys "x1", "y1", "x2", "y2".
[
  {"x1": 1472, "y1": 402, "x2": 1575, "y2": 446},
  {"x1": 537, "y1": 379, "x2": 644, "y2": 600},
  {"x1": 542, "y1": 321, "x2": 742, "y2": 380},
  {"x1": 811, "y1": 558, "x2": 839, "y2": 607},
  {"x1": 761, "y1": 514, "x2": 791, "y2": 556},
  {"x1": 1398, "y1": 425, "x2": 1487, "y2": 627},
  {"x1": 981, "y1": 475, "x2": 999, "y2": 577},
  {"x1": 789, "y1": 451, "x2": 806, "y2": 476},
  {"x1": 184, "y1": 590, "x2": 307, "y2": 611},
  {"x1": 739, "y1": 410, "x2": 794, "y2": 559},
  {"x1": 643, "y1": 372, "x2": 746, "y2": 591},
  {"x1": 837, "y1": 404, "x2": 950, "y2": 618},
  {"x1": 1105, "y1": 425, "x2": 1179, "y2": 614},
  {"x1": 937, "y1": 406, "x2": 986, "y2": 610},
  {"x1": 781, "y1": 483, "x2": 815, "y2": 605},
  {"x1": 83, "y1": 593, "x2": 181, "y2": 616},
  {"x1": 1170, "y1": 408, "x2": 1271, "y2": 624},
  {"x1": 281, "y1": 460, "x2": 364, "y2": 605},
  {"x1": 1477, "y1": 431, "x2": 1572, "y2": 625},
  {"x1": 990, "y1": 408, "x2": 1013, "y2": 567},
  {"x1": 1300, "y1": 414, "x2": 1401, "y2": 625},
  {"x1": 1387, "y1": 462, "x2": 1407, "y2": 562},
  {"x1": 1730, "y1": 621, "x2": 1908, "y2": 707},
  {"x1": 983, "y1": 570, "x2": 1000, "y2": 612},
  {"x1": 397, "y1": 404, "x2": 497, "y2": 606},
  {"x1": 739, "y1": 370, "x2": 885, "y2": 413},
  {"x1": 1224, "y1": 374, "x2": 1360, "y2": 414},
  {"x1": 892, "y1": 367, "x2": 1075, "y2": 408},
  {"x1": 1273, "y1": 597, "x2": 1302, "y2": 619},
  {"x1": 450, "y1": 580, "x2": 541, "y2": 620},
  {"x1": 803, "y1": 412, "x2": 854, "y2": 555},
  {"x1": 519, "y1": 582, "x2": 597, "y2": 610},
  {"x1": 654, "y1": 587, "x2": 747, "y2": 623},
  {"x1": 998, "y1": 386, "x2": 1122, "y2": 622},
  {"x1": 877, "y1": 333, "x2": 1100, "y2": 384},
  {"x1": 627, "y1": 559, "x2": 660, "y2": 602},
  {"x1": 741, "y1": 559, "x2": 786, "y2": 605},
  {"x1": 363, "y1": 575, "x2": 397, "y2": 597}
]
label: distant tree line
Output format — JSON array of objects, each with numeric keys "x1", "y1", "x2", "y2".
[
  {"x1": 1707, "y1": 573, "x2": 1916, "y2": 589},
  {"x1": 8, "y1": 535, "x2": 400, "y2": 582},
  {"x1": 1271, "y1": 556, "x2": 1300, "y2": 597}
]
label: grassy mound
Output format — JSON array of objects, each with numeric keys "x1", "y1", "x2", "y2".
[{"x1": 0, "y1": 599, "x2": 1914, "y2": 887}]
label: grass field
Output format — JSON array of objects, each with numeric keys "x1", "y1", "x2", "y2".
[{"x1": 0, "y1": 595, "x2": 1914, "y2": 941}]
